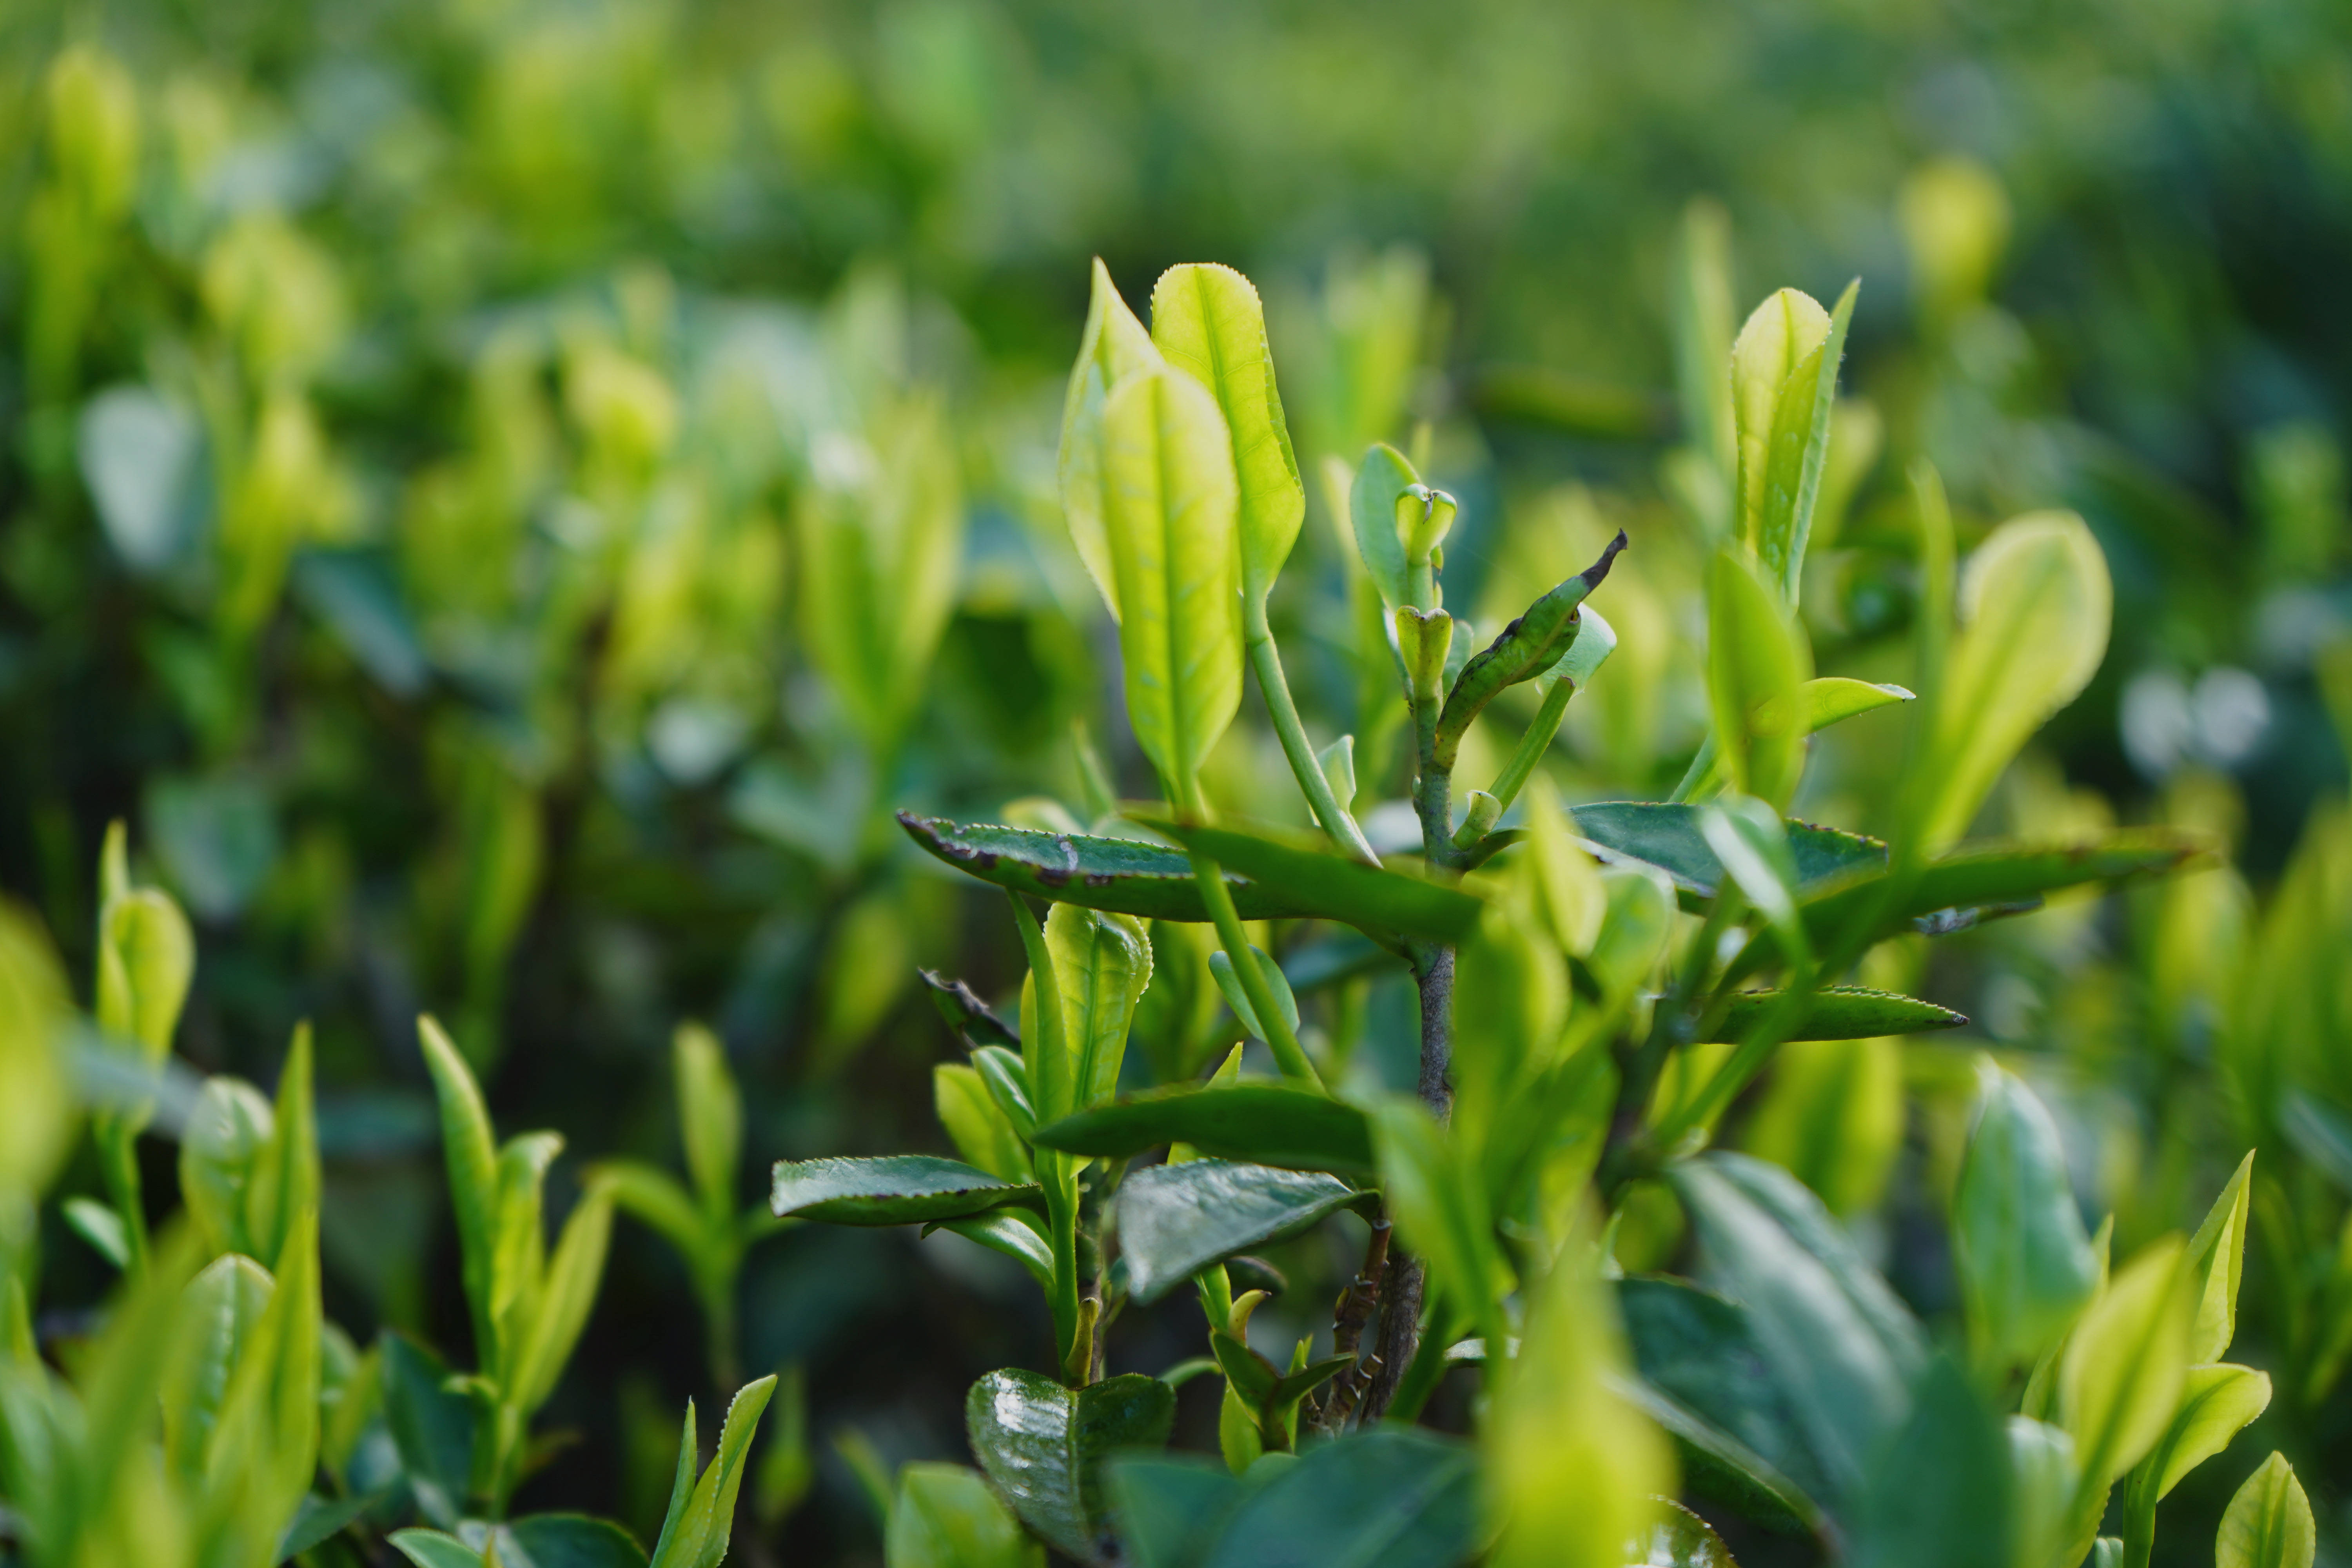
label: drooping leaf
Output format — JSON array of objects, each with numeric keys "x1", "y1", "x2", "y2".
[
  {"x1": 769, "y1": 1156, "x2": 1041, "y2": 1226},
  {"x1": 886, "y1": 1461, "x2": 1042, "y2": 1568},
  {"x1": 1113, "y1": 1160, "x2": 1359, "y2": 1304},
  {"x1": 2058, "y1": 1237, "x2": 2191, "y2": 1491},
  {"x1": 898, "y1": 813, "x2": 1317, "y2": 924},
  {"x1": 1150, "y1": 263, "x2": 1303, "y2": 606},
  {"x1": 1102, "y1": 366, "x2": 1243, "y2": 796},
  {"x1": 1568, "y1": 802, "x2": 1885, "y2": 903},
  {"x1": 499, "y1": 1514, "x2": 652, "y2": 1568},
  {"x1": 1706, "y1": 987, "x2": 1961, "y2": 1042},
  {"x1": 933, "y1": 1210, "x2": 1055, "y2": 1286},
  {"x1": 2215, "y1": 1454, "x2": 2314, "y2": 1568},
  {"x1": 1920, "y1": 512, "x2": 2113, "y2": 848},
  {"x1": 1201, "y1": 1428, "x2": 1477, "y2": 1568},
  {"x1": 1616, "y1": 1276, "x2": 1835, "y2": 1524},
  {"x1": 1705, "y1": 548, "x2": 1812, "y2": 811},
  {"x1": 965, "y1": 1368, "x2": 1176, "y2": 1564},
  {"x1": 1847, "y1": 1356, "x2": 2009, "y2": 1568},
  {"x1": 1131, "y1": 813, "x2": 1483, "y2": 943},
  {"x1": 389, "y1": 1530, "x2": 487, "y2": 1568},
  {"x1": 2183, "y1": 1153, "x2": 2255, "y2": 1363},
  {"x1": 1060, "y1": 259, "x2": 1164, "y2": 620},
  {"x1": 1489, "y1": 1250, "x2": 1674, "y2": 1568},
  {"x1": 1953, "y1": 1059, "x2": 2100, "y2": 1374},
  {"x1": 1669, "y1": 1154, "x2": 1924, "y2": 1503},
  {"x1": 936, "y1": 1064, "x2": 1033, "y2": 1183},
  {"x1": 1031, "y1": 1084, "x2": 1374, "y2": 1176}
]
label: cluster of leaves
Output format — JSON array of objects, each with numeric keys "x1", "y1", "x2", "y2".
[{"x1": 0, "y1": 832, "x2": 790, "y2": 1567}]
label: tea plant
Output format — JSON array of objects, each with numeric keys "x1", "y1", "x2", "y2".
[{"x1": 767, "y1": 259, "x2": 2319, "y2": 1568}]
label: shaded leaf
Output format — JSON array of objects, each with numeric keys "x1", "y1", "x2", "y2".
[
  {"x1": 1706, "y1": 548, "x2": 1811, "y2": 810},
  {"x1": 1349, "y1": 444, "x2": 1418, "y2": 611},
  {"x1": 1031, "y1": 1085, "x2": 1374, "y2": 1176},
  {"x1": 1847, "y1": 1357, "x2": 2009, "y2": 1568},
  {"x1": 899, "y1": 813, "x2": 1311, "y2": 924},
  {"x1": 1114, "y1": 1160, "x2": 1359, "y2": 1304},
  {"x1": 887, "y1": 1462, "x2": 1042, "y2": 1568},
  {"x1": 933, "y1": 1210, "x2": 1055, "y2": 1286},
  {"x1": 965, "y1": 1368, "x2": 1176, "y2": 1564},
  {"x1": 769, "y1": 1156, "x2": 1040, "y2": 1226},
  {"x1": 1954, "y1": 1060, "x2": 2100, "y2": 1373},
  {"x1": 1200, "y1": 1428, "x2": 1477, "y2": 1568},
  {"x1": 1568, "y1": 802, "x2": 1885, "y2": 903},
  {"x1": 1132, "y1": 814, "x2": 1482, "y2": 943},
  {"x1": 1635, "y1": 1500, "x2": 1738, "y2": 1567},
  {"x1": 381, "y1": 1332, "x2": 475, "y2": 1528},
  {"x1": 1105, "y1": 1454, "x2": 1239, "y2": 1568},
  {"x1": 390, "y1": 1530, "x2": 486, "y2": 1568},
  {"x1": 500, "y1": 1514, "x2": 651, "y2": 1568}
]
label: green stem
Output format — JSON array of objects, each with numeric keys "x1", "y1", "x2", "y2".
[
  {"x1": 1485, "y1": 679, "x2": 1575, "y2": 815},
  {"x1": 1245, "y1": 597, "x2": 1380, "y2": 865},
  {"x1": 1190, "y1": 854, "x2": 1322, "y2": 1088}
]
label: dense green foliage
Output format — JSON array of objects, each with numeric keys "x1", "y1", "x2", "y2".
[{"x1": 3, "y1": 0, "x2": 2352, "y2": 1564}]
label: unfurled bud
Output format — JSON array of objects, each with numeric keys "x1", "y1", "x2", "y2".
[{"x1": 1395, "y1": 483, "x2": 1457, "y2": 564}]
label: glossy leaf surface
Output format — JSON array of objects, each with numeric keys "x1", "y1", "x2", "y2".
[
  {"x1": 1202, "y1": 1428, "x2": 1477, "y2": 1568},
  {"x1": 769, "y1": 1156, "x2": 1041, "y2": 1226},
  {"x1": 899, "y1": 813, "x2": 1324, "y2": 924},
  {"x1": 1132, "y1": 814, "x2": 1483, "y2": 943},
  {"x1": 1114, "y1": 1160, "x2": 1359, "y2": 1304},
  {"x1": 1570, "y1": 802, "x2": 1886, "y2": 900},
  {"x1": 1032, "y1": 1084, "x2": 1374, "y2": 1176},
  {"x1": 965, "y1": 1368, "x2": 1176, "y2": 1564},
  {"x1": 1706, "y1": 987, "x2": 1962, "y2": 1042}
]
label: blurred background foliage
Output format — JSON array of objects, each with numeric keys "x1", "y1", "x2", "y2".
[{"x1": 4, "y1": 0, "x2": 2352, "y2": 1560}]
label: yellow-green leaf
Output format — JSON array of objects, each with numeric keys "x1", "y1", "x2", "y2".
[
  {"x1": 672, "y1": 1022, "x2": 742, "y2": 1221},
  {"x1": 2216, "y1": 1454, "x2": 2314, "y2": 1568},
  {"x1": 1706, "y1": 548, "x2": 1812, "y2": 811},
  {"x1": 96, "y1": 820, "x2": 195, "y2": 1061},
  {"x1": 510, "y1": 1182, "x2": 612, "y2": 1416},
  {"x1": 2058, "y1": 1236, "x2": 2191, "y2": 1490},
  {"x1": 1751, "y1": 282, "x2": 1857, "y2": 601},
  {"x1": 1731, "y1": 288, "x2": 1832, "y2": 559},
  {"x1": 1102, "y1": 367, "x2": 1243, "y2": 801},
  {"x1": 1044, "y1": 902, "x2": 1152, "y2": 1116},
  {"x1": 1059, "y1": 259, "x2": 1162, "y2": 621},
  {"x1": 1921, "y1": 512, "x2": 2112, "y2": 847},
  {"x1": 2131, "y1": 1362, "x2": 2270, "y2": 1509},
  {"x1": 419, "y1": 1014, "x2": 502, "y2": 1366},
  {"x1": 935, "y1": 1064, "x2": 1032, "y2": 1184},
  {"x1": 2183, "y1": 1152, "x2": 2254, "y2": 1363},
  {"x1": 1151, "y1": 263, "x2": 1303, "y2": 606}
]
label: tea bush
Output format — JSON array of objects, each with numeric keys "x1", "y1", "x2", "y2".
[{"x1": 4, "y1": 1, "x2": 2352, "y2": 1565}]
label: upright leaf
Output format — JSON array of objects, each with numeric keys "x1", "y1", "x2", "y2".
[
  {"x1": 1349, "y1": 443, "x2": 1417, "y2": 611},
  {"x1": 510, "y1": 1183, "x2": 613, "y2": 1416},
  {"x1": 1751, "y1": 282, "x2": 1857, "y2": 601},
  {"x1": 2059, "y1": 1236, "x2": 2192, "y2": 1491},
  {"x1": 887, "y1": 1462, "x2": 1042, "y2": 1568},
  {"x1": 2215, "y1": 1455, "x2": 2314, "y2": 1568},
  {"x1": 1102, "y1": 367, "x2": 1243, "y2": 802},
  {"x1": 2183, "y1": 1153, "x2": 2254, "y2": 1363},
  {"x1": 419, "y1": 1014, "x2": 502, "y2": 1362},
  {"x1": 1953, "y1": 1060, "x2": 2100, "y2": 1373},
  {"x1": 1201, "y1": 1428, "x2": 1478, "y2": 1568},
  {"x1": 180, "y1": 1076, "x2": 276, "y2": 1260},
  {"x1": 673, "y1": 1024, "x2": 742, "y2": 1222},
  {"x1": 1150, "y1": 263, "x2": 1304, "y2": 606},
  {"x1": 2125, "y1": 1363, "x2": 2270, "y2": 1514},
  {"x1": 94, "y1": 820, "x2": 196, "y2": 1059},
  {"x1": 1060, "y1": 259, "x2": 1163, "y2": 620},
  {"x1": 1848, "y1": 1357, "x2": 2010, "y2": 1568},
  {"x1": 1045, "y1": 903, "x2": 1153, "y2": 1116},
  {"x1": 1731, "y1": 290, "x2": 1831, "y2": 555},
  {"x1": 649, "y1": 1375, "x2": 777, "y2": 1568},
  {"x1": 1706, "y1": 548, "x2": 1812, "y2": 811},
  {"x1": 1920, "y1": 512, "x2": 2112, "y2": 847}
]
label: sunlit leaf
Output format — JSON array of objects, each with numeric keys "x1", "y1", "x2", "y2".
[
  {"x1": 2183, "y1": 1152, "x2": 2255, "y2": 1363},
  {"x1": 1349, "y1": 444, "x2": 1419, "y2": 611},
  {"x1": 2125, "y1": 1362, "x2": 2270, "y2": 1515},
  {"x1": 2215, "y1": 1454, "x2": 2315, "y2": 1568},
  {"x1": 1060, "y1": 259, "x2": 1163, "y2": 620},
  {"x1": 1705, "y1": 549, "x2": 1811, "y2": 811},
  {"x1": 2058, "y1": 1237, "x2": 2191, "y2": 1491},
  {"x1": 897, "y1": 813, "x2": 1307, "y2": 924},
  {"x1": 1750, "y1": 282, "x2": 1857, "y2": 602}
]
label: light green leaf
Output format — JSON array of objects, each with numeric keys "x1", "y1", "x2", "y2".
[
  {"x1": 1045, "y1": 903, "x2": 1153, "y2": 1117},
  {"x1": 2058, "y1": 1236, "x2": 2192, "y2": 1490},
  {"x1": 1102, "y1": 366, "x2": 1243, "y2": 801},
  {"x1": 1710, "y1": 987, "x2": 1961, "y2": 1043},
  {"x1": 419, "y1": 1014, "x2": 503, "y2": 1367},
  {"x1": 672, "y1": 1024, "x2": 741, "y2": 1222},
  {"x1": 2007, "y1": 1417, "x2": 2081, "y2": 1568},
  {"x1": 965, "y1": 1368, "x2": 1176, "y2": 1564},
  {"x1": 970, "y1": 1044, "x2": 1039, "y2": 1142},
  {"x1": 887, "y1": 1462, "x2": 1043, "y2": 1568},
  {"x1": 1673, "y1": 678, "x2": 1914, "y2": 803},
  {"x1": 95, "y1": 821, "x2": 196, "y2": 1060},
  {"x1": 1954, "y1": 1059, "x2": 2100, "y2": 1373},
  {"x1": 2216, "y1": 1454, "x2": 2314, "y2": 1568},
  {"x1": 649, "y1": 1375, "x2": 777, "y2": 1568},
  {"x1": 1207, "y1": 947, "x2": 1297, "y2": 1044},
  {"x1": 1060, "y1": 259, "x2": 1163, "y2": 621},
  {"x1": 592, "y1": 1161, "x2": 708, "y2": 1269},
  {"x1": 2184, "y1": 1152, "x2": 2255, "y2": 1363},
  {"x1": 1731, "y1": 289, "x2": 1832, "y2": 557},
  {"x1": 1751, "y1": 282, "x2": 1857, "y2": 602},
  {"x1": 165, "y1": 1252, "x2": 276, "y2": 1479},
  {"x1": 510, "y1": 1183, "x2": 613, "y2": 1416},
  {"x1": 1031, "y1": 1083, "x2": 1374, "y2": 1175},
  {"x1": 180, "y1": 1074, "x2": 276, "y2": 1259},
  {"x1": 1348, "y1": 443, "x2": 1419, "y2": 611},
  {"x1": 1699, "y1": 795, "x2": 1812, "y2": 967},
  {"x1": 1741, "y1": 1034, "x2": 1904, "y2": 1217},
  {"x1": 1705, "y1": 548, "x2": 1812, "y2": 811},
  {"x1": 2126, "y1": 1362, "x2": 2270, "y2": 1515},
  {"x1": 936, "y1": 1064, "x2": 1032, "y2": 1183},
  {"x1": 1920, "y1": 512, "x2": 2113, "y2": 847},
  {"x1": 1522, "y1": 777, "x2": 1605, "y2": 956},
  {"x1": 770, "y1": 1156, "x2": 1041, "y2": 1226},
  {"x1": 390, "y1": 1530, "x2": 488, "y2": 1568},
  {"x1": 1151, "y1": 263, "x2": 1303, "y2": 606},
  {"x1": 63, "y1": 1196, "x2": 130, "y2": 1268},
  {"x1": 1114, "y1": 1160, "x2": 1359, "y2": 1305},
  {"x1": 1488, "y1": 1250, "x2": 1671, "y2": 1568}
]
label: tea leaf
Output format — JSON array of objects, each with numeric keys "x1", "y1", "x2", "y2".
[
  {"x1": 2059, "y1": 1236, "x2": 2192, "y2": 1490},
  {"x1": 769, "y1": 1156, "x2": 1042, "y2": 1226},
  {"x1": 1847, "y1": 1356, "x2": 2009, "y2": 1568},
  {"x1": 1199, "y1": 1428, "x2": 1476, "y2": 1568},
  {"x1": 933, "y1": 1211, "x2": 1055, "y2": 1286},
  {"x1": 649, "y1": 1374, "x2": 777, "y2": 1568},
  {"x1": 936, "y1": 1064, "x2": 1033, "y2": 1183},
  {"x1": 1954, "y1": 1060, "x2": 2100, "y2": 1373},
  {"x1": 1670, "y1": 1154, "x2": 1924, "y2": 1501},
  {"x1": 1751, "y1": 282, "x2": 1857, "y2": 602},
  {"x1": 180, "y1": 1075, "x2": 276, "y2": 1259},
  {"x1": 1114, "y1": 1161, "x2": 1357, "y2": 1305},
  {"x1": 593, "y1": 1161, "x2": 706, "y2": 1267},
  {"x1": 1131, "y1": 813, "x2": 1483, "y2": 943},
  {"x1": 887, "y1": 1461, "x2": 1042, "y2": 1568},
  {"x1": 1569, "y1": 802, "x2": 1884, "y2": 902},
  {"x1": 1732, "y1": 289, "x2": 1833, "y2": 556},
  {"x1": 1700, "y1": 796, "x2": 1813, "y2": 966},
  {"x1": 672, "y1": 1024, "x2": 741, "y2": 1222},
  {"x1": 419, "y1": 1014, "x2": 503, "y2": 1364},
  {"x1": 164, "y1": 1252, "x2": 275, "y2": 1479},
  {"x1": 1488, "y1": 1249, "x2": 1671, "y2": 1568},
  {"x1": 2127, "y1": 1362, "x2": 2270, "y2": 1511},
  {"x1": 1151, "y1": 263, "x2": 1303, "y2": 606},
  {"x1": 381, "y1": 1332, "x2": 475, "y2": 1528},
  {"x1": 390, "y1": 1530, "x2": 489, "y2": 1568},
  {"x1": 1349, "y1": 443, "x2": 1419, "y2": 610},
  {"x1": 1635, "y1": 1500, "x2": 1737, "y2": 1568},
  {"x1": 1921, "y1": 512, "x2": 2113, "y2": 847},
  {"x1": 1103, "y1": 366, "x2": 1243, "y2": 801},
  {"x1": 1705, "y1": 548, "x2": 1812, "y2": 810},
  {"x1": 95, "y1": 820, "x2": 195, "y2": 1058},
  {"x1": 1207, "y1": 946, "x2": 1297, "y2": 1043},
  {"x1": 1673, "y1": 678, "x2": 1913, "y2": 803},
  {"x1": 1031, "y1": 1084, "x2": 1375, "y2": 1175},
  {"x1": 2183, "y1": 1152, "x2": 2255, "y2": 1363},
  {"x1": 2215, "y1": 1454, "x2": 2314, "y2": 1568},
  {"x1": 1060, "y1": 259, "x2": 1162, "y2": 620},
  {"x1": 509, "y1": 1182, "x2": 613, "y2": 1416},
  {"x1": 1045, "y1": 903, "x2": 1152, "y2": 1117},
  {"x1": 2007, "y1": 1417, "x2": 2082, "y2": 1568},
  {"x1": 1708, "y1": 987, "x2": 1961, "y2": 1042},
  {"x1": 965, "y1": 1368, "x2": 1176, "y2": 1564},
  {"x1": 501, "y1": 1514, "x2": 651, "y2": 1568},
  {"x1": 898, "y1": 813, "x2": 1308, "y2": 924},
  {"x1": 1435, "y1": 535, "x2": 1625, "y2": 766},
  {"x1": 1742, "y1": 1036, "x2": 1904, "y2": 1217},
  {"x1": 1105, "y1": 1454, "x2": 1240, "y2": 1568},
  {"x1": 971, "y1": 1044, "x2": 1040, "y2": 1142},
  {"x1": 1371, "y1": 1097, "x2": 1511, "y2": 1360}
]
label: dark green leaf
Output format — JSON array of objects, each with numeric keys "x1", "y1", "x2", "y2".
[
  {"x1": 1848, "y1": 1357, "x2": 2010, "y2": 1568},
  {"x1": 1670, "y1": 1154, "x2": 1924, "y2": 1503},
  {"x1": 965, "y1": 1368, "x2": 1176, "y2": 1564},
  {"x1": 1106, "y1": 1454, "x2": 1240, "y2": 1568},
  {"x1": 381, "y1": 1332, "x2": 474, "y2": 1528},
  {"x1": 1568, "y1": 802, "x2": 1885, "y2": 903},
  {"x1": 1953, "y1": 1060, "x2": 2099, "y2": 1373},
  {"x1": 499, "y1": 1514, "x2": 652, "y2": 1568},
  {"x1": 1638, "y1": 1500, "x2": 1739, "y2": 1567},
  {"x1": 931, "y1": 1210, "x2": 1055, "y2": 1285},
  {"x1": 922, "y1": 970, "x2": 1020, "y2": 1050},
  {"x1": 1433, "y1": 535, "x2": 1624, "y2": 767},
  {"x1": 1114, "y1": 1160, "x2": 1359, "y2": 1304},
  {"x1": 278, "y1": 1490, "x2": 381, "y2": 1561},
  {"x1": 1031, "y1": 1085, "x2": 1375, "y2": 1176},
  {"x1": 1198, "y1": 1428, "x2": 1478, "y2": 1568},
  {"x1": 1704, "y1": 987, "x2": 1963, "y2": 1042},
  {"x1": 1617, "y1": 1276, "x2": 1835, "y2": 1522},
  {"x1": 388, "y1": 1530, "x2": 483, "y2": 1568},
  {"x1": 1130, "y1": 814, "x2": 1482, "y2": 943},
  {"x1": 1612, "y1": 1375, "x2": 1824, "y2": 1539},
  {"x1": 769, "y1": 1156, "x2": 1040, "y2": 1226},
  {"x1": 899, "y1": 813, "x2": 1307, "y2": 923}
]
